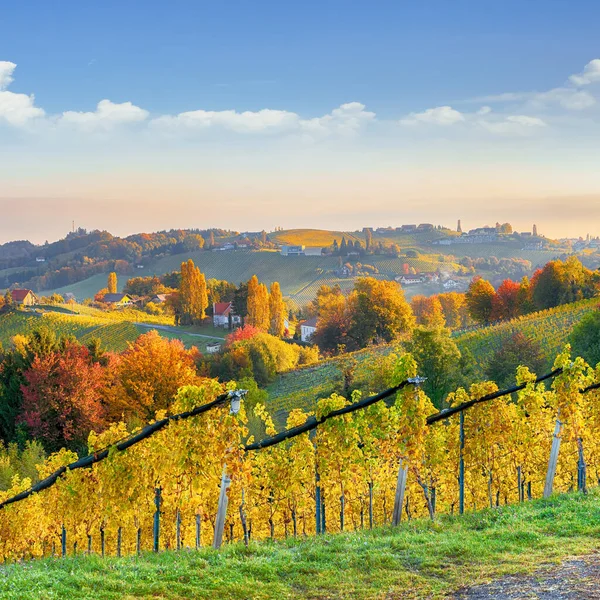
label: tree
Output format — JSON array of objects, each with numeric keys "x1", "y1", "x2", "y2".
[
  {"x1": 466, "y1": 277, "x2": 496, "y2": 324},
  {"x1": 312, "y1": 289, "x2": 350, "y2": 354},
  {"x1": 347, "y1": 278, "x2": 415, "y2": 347},
  {"x1": 491, "y1": 279, "x2": 521, "y2": 321},
  {"x1": 233, "y1": 282, "x2": 249, "y2": 324},
  {"x1": 406, "y1": 327, "x2": 463, "y2": 407},
  {"x1": 107, "y1": 272, "x2": 118, "y2": 295},
  {"x1": 105, "y1": 331, "x2": 200, "y2": 421},
  {"x1": 246, "y1": 275, "x2": 270, "y2": 331},
  {"x1": 411, "y1": 295, "x2": 445, "y2": 328},
  {"x1": 18, "y1": 342, "x2": 107, "y2": 452},
  {"x1": 570, "y1": 309, "x2": 600, "y2": 367},
  {"x1": 179, "y1": 259, "x2": 208, "y2": 325},
  {"x1": 437, "y1": 292, "x2": 469, "y2": 329},
  {"x1": 268, "y1": 282, "x2": 286, "y2": 337},
  {"x1": 485, "y1": 332, "x2": 545, "y2": 388}
]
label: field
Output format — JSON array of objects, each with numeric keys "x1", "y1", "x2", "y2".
[
  {"x1": 0, "y1": 306, "x2": 226, "y2": 354},
  {"x1": 265, "y1": 298, "x2": 598, "y2": 424},
  {"x1": 0, "y1": 491, "x2": 598, "y2": 599}
]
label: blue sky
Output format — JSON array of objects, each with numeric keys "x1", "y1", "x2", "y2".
[{"x1": 2, "y1": 1, "x2": 600, "y2": 242}]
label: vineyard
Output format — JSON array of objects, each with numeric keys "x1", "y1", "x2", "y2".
[
  {"x1": 265, "y1": 298, "x2": 598, "y2": 421},
  {"x1": 0, "y1": 347, "x2": 598, "y2": 567}
]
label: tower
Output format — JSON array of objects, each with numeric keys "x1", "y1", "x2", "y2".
[
  {"x1": 533, "y1": 224, "x2": 538, "y2": 237},
  {"x1": 457, "y1": 219, "x2": 462, "y2": 233}
]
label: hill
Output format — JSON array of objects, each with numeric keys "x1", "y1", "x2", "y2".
[
  {"x1": 0, "y1": 306, "x2": 226, "y2": 354},
  {"x1": 265, "y1": 298, "x2": 598, "y2": 424},
  {"x1": 0, "y1": 491, "x2": 597, "y2": 599}
]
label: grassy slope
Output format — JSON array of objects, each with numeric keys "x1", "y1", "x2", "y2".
[
  {"x1": 1, "y1": 491, "x2": 598, "y2": 600},
  {"x1": 265, "y1": 298, "x2": 598, "y2": 423}
]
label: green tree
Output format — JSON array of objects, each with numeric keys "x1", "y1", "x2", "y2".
[
  {"x1": 570, "y1": 310, "x2": 600, "y2": 367},
  {"x1": 406, "y1": 327, "x2": 462, "y2": 407}
]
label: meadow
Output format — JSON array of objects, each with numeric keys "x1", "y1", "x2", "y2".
[{"x1": 0, "y1": 491, "x2": 597, "y2": 600}]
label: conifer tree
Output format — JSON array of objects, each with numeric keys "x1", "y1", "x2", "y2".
[
  {"x1": 269, "y1": 282, "x2": 286, "y2": 337},
  {"x1": 179, "y1": 259, "x2": 208, "y2": 325},
  {"x1": 107, "y1": 272, "x2": 118, "y2": 295}
]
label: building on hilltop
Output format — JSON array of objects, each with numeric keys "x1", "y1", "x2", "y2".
[
  {"x1": 10, "y1": 289, "x2": 38, "y2": 306},
  {"x1": 101, "y1": 293, "x2": 132, "y2": 307},
  {"x1": 457, "y1": 219, "x2": 462, "y2": 233}
]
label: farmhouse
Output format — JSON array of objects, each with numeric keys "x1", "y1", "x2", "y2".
[
  {"x1": 395, "y1": 276, "x2": 422, "y2": 285},
  {"x1": 10, "y1": 289, "x2": 37, "y2": 306},
  {"x1": 150, "y1": 294, "x2": 169, "y2": 304},
  {"x1": 213, "y1": 302, "x2": 241, "y2": 328},
  {"x1": 280, "y1": 245, "x2": 305, "y2": 256},
  {"x1": 443, "y1": 279, "x2": 460, "y2": 290},
  {"x1": 300, "y1": 316, "x2": 318, "y2": 342},
  {"x1": 205, "y1": 342, "x2": 222, "y2": 354},
  {"x1": 102, "y1": 293, "x2": 132, "y2": 307}
]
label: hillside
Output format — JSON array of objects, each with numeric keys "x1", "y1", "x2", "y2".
[
  {"x1": 0, "y1": 306, "x2": 226, "y2": 354},
  {"x1": 265, "y1": 298, "x2": 598, "y2": 424},
  {"x1": 0, "y1": 491, "x2": 597, "y2": 600}
]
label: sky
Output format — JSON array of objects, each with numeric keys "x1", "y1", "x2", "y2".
[{"x1": 2, "y1": 0, "x2": 600, "y2": 243}]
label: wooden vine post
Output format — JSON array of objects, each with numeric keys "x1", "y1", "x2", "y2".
[
  {"x1": 459, "y1": 410, "x2": 465, "y2": 514},
  {"x1": 543, "y1": 417, "x2": 563, "y2": 498},
  {"x1": 392, "y1": 459, "x2": 408, "y2": 526},
  {"x1": 213, "y1": 468, "x2": 231, "y2": 549}
]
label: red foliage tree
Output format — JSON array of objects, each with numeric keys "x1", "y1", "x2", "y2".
[
  {"x1": 491, "y1": 279, "x2": 521, "y2": 321},
  {"x1": 225, "y1": 324, "x2": 261, "y2": 347},
  {"x1": 19, "y1": 342, "x2": 107, "y2": 451}
]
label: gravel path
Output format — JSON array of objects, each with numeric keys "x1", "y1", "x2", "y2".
[{"x1": 454, "y1": 554, "x2": 600, "y2": 599}]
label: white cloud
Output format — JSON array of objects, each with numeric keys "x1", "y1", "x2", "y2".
[
  {"x1": 300, "y1": 102, "x2": 375, "y2": 138},
  {"x1": 0, "y1": 61, "x2": 45, "y2": 126},
  {"x1": 400, "y1": 106, "x2": 465, "y2": 126},
  {"x1": 152, "y1": 108, "x2": 300, "y2": 134},
  {"x1": 0, "y1": 61, "x2": 16, "y2": 90},
  {"x1": 569, "y1": 59, "x2": 600, "y2": 86},
  {"x1": 532, "y1": 87, "x2": 595, "y2": 110},
  {"x1": 59, "y1": 99, "x2": 149, "y2": 131},
  {"x1": 477, "y1": 106, "x2": 492, "y2": 115},
  {"x1": 479, "y1": 114, "x2": 547, "y2": 135}
]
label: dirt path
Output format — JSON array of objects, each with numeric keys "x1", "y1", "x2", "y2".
[{"x1": 455, "y1": 554, "x2": 600, "y2": 599}]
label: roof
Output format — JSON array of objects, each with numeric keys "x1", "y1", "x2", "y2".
[
  {"x1": 102, "y1": 293, "x2": 129, "y2": 303},
  {"x1": 213, "y1": 302, "x2": 233, "y2": 316},
  {"x1": 10, "y1": 289, "x2": 34, "y2": 301},
  {"x1": 302, "y1": 316, "x2": 318, "y2": 329}
]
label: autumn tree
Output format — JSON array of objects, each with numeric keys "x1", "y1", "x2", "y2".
[
  {"x1": 466, "y1": 277, "x2": 496, "y2": 324},
  {"x1": 18, "y1": 342, "x2": 107, "y2": 452},
  {"x1": 437, "y1": 292, "x2": 469, "y2": 329},
  {"x1": 347, "y1": 278, "x2": 415, "y2": 347},
  {"x1": 411, "y1": 295, "x2": 445, "y2": 328},
  {"x1": 179, "y1": 259, "x2": 208, "y2": 325},
  {"x1": 268, "y1": 282, "x2": 286, "y2": 337},
  {"x1": 246, "y1": 275, "x2": 270, "y2": 331},
  {"x1": 107, "y1": 272, "x2": 118, "y2": 295},
  {"x1": 491, "y1": 279, "x2": 521, "y2": 321},
  {"x1": 105, "y1": 331, "x2": 200, "y2": 422}
]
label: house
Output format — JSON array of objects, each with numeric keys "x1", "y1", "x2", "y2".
[
  {"x1": 10, "y1": 289, "x2": 37, "y2": 306},
  {"x1": 102, "y1": 293, "x2": 132, "y2": 307},
  {"x1": 417, "y1": 223, "x2": 434, "y2": 231},
  {"x1": 400, "y1": 224, "x2": 417, "y2": 232},
  {"x1": 443, "y1": 279, "x2": 460, "y2": 290},
  {"x1": 64, "y1": 292, "x2": 76, "y2": 303},
  {"x1": 206, "y1": 342, "x2": 222, "y2": 354},
  {"x1": 150, "y1": 294, "x2": 169, "y2": 304},
  {"x1": 35, "y1": 257, "x2": 46, "y2": 263},
  {"x1": 395, "y1": 276, "x2": 422, "y2": 285},
  {"x1": 300, "y1": 316, "x2": 318, "y2": 342},
  {"x1": 280, "y1": 245, "x2": 305, "y2": 256},
  {"x1": 213, "y1": 302, "x2": 241, "y2": 328}
]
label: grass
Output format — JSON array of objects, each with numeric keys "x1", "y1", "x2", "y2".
[{"x1": 0, "y1": 491, "x2": 598, "y2": 599}]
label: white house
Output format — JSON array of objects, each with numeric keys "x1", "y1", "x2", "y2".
[
  {"x1": 206, "y1": 342, "x2": 222, "y2": 354},
  {"x1": 280, "y1": 245, "x2": 305, "y2": 256},
  {"x1": 213, "y1": 302, "x2": 241, "y2": 328},
  {"x1": 300, "y1": 316, "x2": 318, "y2": 342},
  {"x1": 443, "y1": 279, "x2": 460, "y2": 290},
  {"x1": 395, "y1": 276, "x2": 422, "y2": 285}
]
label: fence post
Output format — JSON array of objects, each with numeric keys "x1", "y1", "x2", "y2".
[
  {"x1": 315, "y1": 470, "x2": 322, "y2": 535},
  {"x1": 340, "y1": 494, "x2": 345, "y2": 531},
  {"x1": 195, "y1": 514, "x2": 201, "y2": 549},
  {"x1": 117, "y1": 527, "x2": 122, "y2": 557},
  {"x1": 368, "y1": 481, "x2": 374, "y2": 529},
  {"x1": 459, "y1": 411, "x2": 465, "y2": 515},
  {"x1": 392, "y1": 459, "x2": 408, "y2": 526},
  {"x1": 137, "y1": 528, "x2": 142, "y2": 555},
  {"x1": 213, "y1": 468, "x2": 231, "y2": 549},
  {"x1": 100, "y1": 526, "x2": 105, "y2": 558},
  {"x1": 577, "y1": 437, "x2": 587, "y2": 494},
  {"x1": 321, "y1": 495, "x2": 326, "y2": 533},
  {"x1": 240, "y1": 490, "x2": 250, "y2": 546},
  {"x1": 176, "y1": 509, "x2": 181, "y2": 551},
  {"x1": 517, "y1": 466, "x2": 522, "y2": 502},
  {"x1": 87, "y1": 534, "x2": 92, "y2": 555},
  {"x1": 544, "y1": 418, "x2": 562, "y2": 498},
  {"x1": 153, "y1": 487, "x2": 162, "y2": 552},
  {"x1": 61, "y1": 525, "x2": 66, "y2": 558}
]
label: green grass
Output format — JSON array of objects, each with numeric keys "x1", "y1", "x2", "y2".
[{"x1": 1, "y1": 491, "x2": 598, "y2": 599}]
